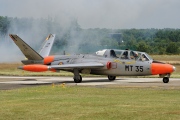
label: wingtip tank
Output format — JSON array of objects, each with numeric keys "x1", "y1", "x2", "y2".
[{"x1": 18, "y1": 64, "x2": 55, "y2": 72}]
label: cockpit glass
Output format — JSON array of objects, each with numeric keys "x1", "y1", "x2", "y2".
[
  {"x1": 144, "y1": 53, "x2": 152, "y2": 60},
  {"x1": 130, "y1": 51, "x2": 140, "y2": 60},
  {"x1": 138, "y1": 53, "x2": 150, "y2": 61},
  {"x1": 114, "y1": 51, "x2": 122, "y2": 58},
  {"x1": 96, "y1": 49, "x2": 153, "y2": 61},
  {"x1": 121, "y1": 51, "x2": 129, "y2": 59}
]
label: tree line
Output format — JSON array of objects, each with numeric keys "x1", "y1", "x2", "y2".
[{"x1": 0, "y1": 16, "x2": 180, "y2": 54}]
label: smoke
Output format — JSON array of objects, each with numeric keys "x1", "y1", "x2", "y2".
[
  {"x1": 0, "y1": 16, "x2": 98, "y2": 62},
  {"x1": 0, "y1": 18, "x2": 44, "y2": 62},
  {"x1": 0, "y1": 0, "x2": 180, "y2": 62},
  {"x1": 0, "y1": 38, "x2": 24, "y2": 62}
]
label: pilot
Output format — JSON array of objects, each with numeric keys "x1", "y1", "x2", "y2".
[
  {"x1": 123, "y1": 49, "x2": 129, "y2": 59},
  {"x1": 141, "y1": 54, "x2": 148, "y2": 61},
  {"x1": 132, "y1": 51, "x2": 138, "y2": 60},
  {"x1": 110, "y1": 50, "x2": 118, "y2": 58}
]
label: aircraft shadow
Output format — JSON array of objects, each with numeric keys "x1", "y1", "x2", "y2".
[
  {"x1": 18, "y1": 78, "x2": 161, "y2": 84},
  {"x1": 22, "y1": 79, "x2": 37, "y2": 81},
  {"x1": 58, "y1": 78, "x2": 127, "y2": 83},
  {"x1": 129, "y1": 82, "x2": 161, "y2": 83}
]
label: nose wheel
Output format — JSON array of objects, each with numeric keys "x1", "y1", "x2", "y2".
[{"x1": 163, "y1": 77, "x2": 169, "y2": 83}]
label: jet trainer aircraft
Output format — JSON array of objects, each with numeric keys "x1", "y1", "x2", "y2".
[{"x1": 9, "y1": 34, "x2": 175, "y2": 83}]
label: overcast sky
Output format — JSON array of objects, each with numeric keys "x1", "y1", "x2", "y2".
[{"x1": 0, "y1": 0, "x2": 180, "y2": 29}]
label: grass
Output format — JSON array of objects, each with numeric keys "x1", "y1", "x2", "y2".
[
  {"x1": 0, "y1": 55, "x2": 180, "y2": 120},
  {"x1": 0, "y1": 85, "x2": 180, "y2": 120},
  {"x1": 151, "y1": 55, "x2": 180, "y2": 62}
]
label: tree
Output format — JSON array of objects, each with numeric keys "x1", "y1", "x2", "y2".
[
  {"x1": 0, "y1": 16, "x2": 10, "y2": 36},
  {"x1": 166, "y1": 42, "x2": 179, "y2": 54},
  {"x1": 136, "y1": 41, "x2": 149, "y2": 52}
]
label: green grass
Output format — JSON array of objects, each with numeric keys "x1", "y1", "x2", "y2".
[
  {"x1": 0, "y1": 85, "x2": 180, "y2": 120},
  {"x1": 151, "y1": 55, "x2": 180, "y2": 61}
]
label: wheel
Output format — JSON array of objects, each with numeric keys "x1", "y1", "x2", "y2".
[
  {"x1": 74, "y1": 75, "x2": 82, "y2": 83},
  {"x1": 163, "y1": 77, "x2": 169, "y2": 83},
  {"x1": 108, "y1": 75, "x2": 116, "y2": 81}
]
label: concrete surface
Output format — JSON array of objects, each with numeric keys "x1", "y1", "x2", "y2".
[{"x1": 0, "y1": 76, "x2": 179, "y2": 90}]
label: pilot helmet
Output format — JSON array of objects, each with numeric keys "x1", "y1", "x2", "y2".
[{"x1": 134, "y1": 52, "x2": 138, "y2": 56}]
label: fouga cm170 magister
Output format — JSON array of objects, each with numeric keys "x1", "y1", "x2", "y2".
[{"x1": 9, "y1": 34, "x2": 175, "y2": 83}]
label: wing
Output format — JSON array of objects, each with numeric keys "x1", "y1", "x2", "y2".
[
  {"x1": 18, "y1": 62, "x2": 104, "y2": 72},
  {"x1": 50, "y1": 62, "x2": 104, "y2": 70}
]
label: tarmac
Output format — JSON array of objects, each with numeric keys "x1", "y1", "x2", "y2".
[{"x1": 0, "y1": 76, "x2": 180, "y2": 90}]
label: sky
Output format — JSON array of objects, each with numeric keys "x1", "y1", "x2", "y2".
[{"x1": 0, "y1": 0, "x2": 180, "y2": 29}]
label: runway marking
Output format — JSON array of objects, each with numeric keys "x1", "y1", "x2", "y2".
[{"x1": 0, "y1": 81, "x2": 51, "y2": 84}]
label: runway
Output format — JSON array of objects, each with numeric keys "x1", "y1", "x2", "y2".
[{"x1": 0, "y1": 76, "x2": 179, "y2": 90}]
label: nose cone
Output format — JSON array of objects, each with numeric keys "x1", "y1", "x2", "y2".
[{"x1": 151, "y1": 63, "x2": 175, "y2": 75}]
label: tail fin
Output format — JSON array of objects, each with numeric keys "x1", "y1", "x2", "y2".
[
  {"x1": 9, "y1": 34, "x2": 55, "y2": 60},
  {"x1": 9, "y1": 34, "x2": 43, "y2": 60},
  {"x1": 39, "y1": 34, "x2": 55, "y2": 57}
]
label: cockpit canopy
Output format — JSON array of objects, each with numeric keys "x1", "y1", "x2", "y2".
[{"x1": 96, "y1": 49, "x2": 152, "y2": 61}]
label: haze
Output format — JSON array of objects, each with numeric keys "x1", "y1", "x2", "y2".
[
  {"x1": 1, "y1": 0, "x2": 180, "y2": 62},
  {"x1": 0, "y1": 0, "x2": 180, "y2": 29}
]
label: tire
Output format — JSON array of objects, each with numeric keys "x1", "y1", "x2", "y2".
[
  {"x1": 108, "y1": 75, "x2": 116, "y2": 81},
  {"x1": 163, "y1": 77, "x2": 169, "y2": 83},
  {"x1": 74, "y1": 75, "x2": 82, "y2": 83}
]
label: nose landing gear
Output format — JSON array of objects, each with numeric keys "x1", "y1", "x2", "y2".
[
  {"x1": 163, "y1": 77, "x2": 169, "y2": 83},
  {"x1": 160, "y1": 74, "x2": 170, "y2": 83}
]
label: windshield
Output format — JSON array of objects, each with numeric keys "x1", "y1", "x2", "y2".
[
  {"x1": 114, "y1": 51, "x2": 122, "y2": 58},
  {"x1": 143, "y1": 53, "x2": 153, "y2": 60}
]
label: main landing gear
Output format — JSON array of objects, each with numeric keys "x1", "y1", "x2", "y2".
[
  {"x1": 73, "y1": 69, "x2": 82, "y2": 83},
  {"x1": 108, "y1": 75, "x2": 116, "y2": 81},
  {"x1": 74, "y1": 75, "x2": 82, "y2": 83}
]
